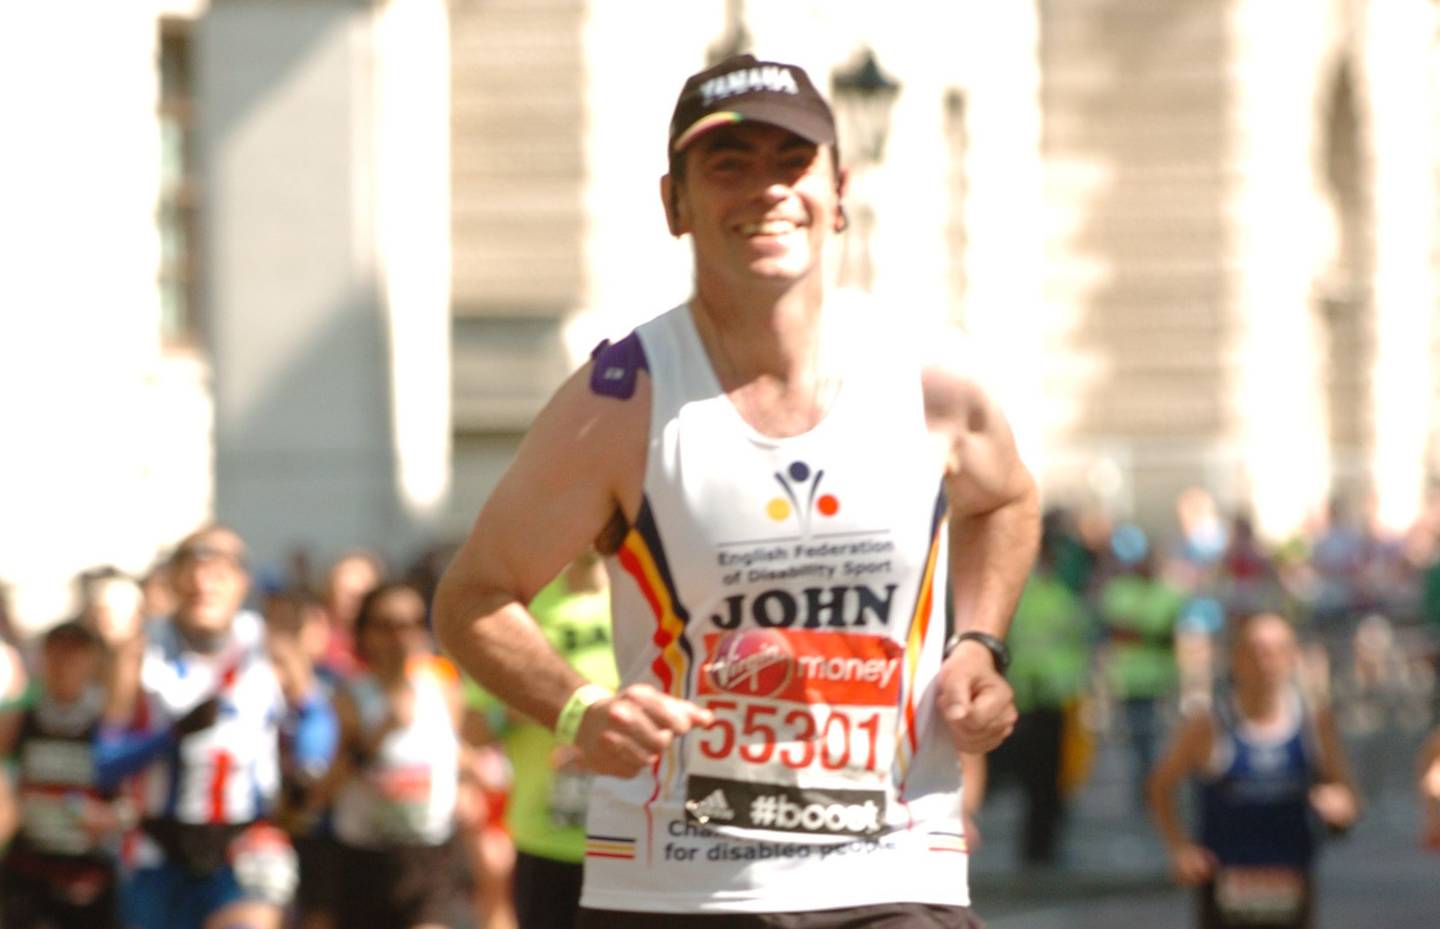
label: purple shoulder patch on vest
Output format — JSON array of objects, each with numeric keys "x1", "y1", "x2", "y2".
[{"x1": 588, "y1": 331, "x2": 649, "y2": 400}]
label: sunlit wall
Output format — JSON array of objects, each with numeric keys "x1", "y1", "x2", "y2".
[{"x1": 0, "y1": 1, "x2": 212, "y2": 630}]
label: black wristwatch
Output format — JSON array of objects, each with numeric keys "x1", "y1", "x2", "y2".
[{"x1": 943, "y1": 630, "x2": 1010, "y2": 676}]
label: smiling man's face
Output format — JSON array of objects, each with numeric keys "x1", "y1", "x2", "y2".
[{"x1": 668, "y1": 122, "x2": 845, "y2": 291}]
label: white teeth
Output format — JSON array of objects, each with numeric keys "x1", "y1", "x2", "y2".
[{"x1": 740, "y1": 220, "x2": 797, "y2": 235}]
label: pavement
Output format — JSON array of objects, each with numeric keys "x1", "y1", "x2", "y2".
[{"x1": 970, "y1": 723, "x2": 1440, "y2": 929}]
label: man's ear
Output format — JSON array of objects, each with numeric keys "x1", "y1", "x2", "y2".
[
  {"x1": 660, "y1": 174, "x2": 687, "y2": 237},
  {"x1": 832, "y1": 165, "x2": 851, "y2": 233}
]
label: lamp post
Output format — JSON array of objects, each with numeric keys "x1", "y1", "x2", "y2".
[
  {"x1": 831, "y1": 50, "x2": 900, "y2": 291},
  {"x1": 707, "y1": 0, "x2": 751, "y2": 64},
  {"x1": 830, "y1": 49, "x2": 901, "y2": 167}
]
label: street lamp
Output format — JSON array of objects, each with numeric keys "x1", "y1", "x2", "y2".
[
  {"x1": 830, "y1": 49, "x2": 901, "y2": 166},
  {"x1": 707, "y1": 0, "x2": 751, "y2": 64}
]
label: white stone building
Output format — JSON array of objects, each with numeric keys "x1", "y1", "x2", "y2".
[{"x1": 3, "y1": 0, "x2": 1438, "y2": 627}]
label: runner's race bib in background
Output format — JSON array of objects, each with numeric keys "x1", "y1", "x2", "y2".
[
  {"x1": 1215, "y1": 866, "x2": 1305, "y2": 926},
  {"x1": 228, "y1": 823, "x2": 297, "y2": 906},
  {"x1": 370, "y1": 765, "x2": 433, "y2": 842}
]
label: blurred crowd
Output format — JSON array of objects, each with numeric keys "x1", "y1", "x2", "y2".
[
  {"x1": 0, "y1": 528, "x2": 602, "y2": 929},
  {"x1": 984, "y1": 485, "x2": 1440, "y2": 877},
  {"x1": 4, "y1": 483, "x2": 1440, "y2": 928}
]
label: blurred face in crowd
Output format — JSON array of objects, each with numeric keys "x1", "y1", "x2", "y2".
[
  {"x1": 170, "y1": 527, "x2": 250, "y2": 644},
  {"x1": 1231, "y1": 613, "x2": 1298, "y2": 695},
  {"x1": 43, "y1": 633, "x2": 101, "y2": 703},
  {"x1": 356, "y1": 586, "x2": 428, "y2": 679},
  {"x1": 326, "y1": 553, "x2": 383, "y2": 631},
  {"x1": 265, "y1": 594, "x2": 329, "y2": 664}
]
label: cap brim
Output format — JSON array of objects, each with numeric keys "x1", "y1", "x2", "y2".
[{"x1": 672, "y1": 98, "x2": 835, "y2": 153}]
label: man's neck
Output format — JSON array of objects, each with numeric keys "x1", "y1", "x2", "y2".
[{"x1": 690, "y1": 273, "x2": 827, "y2": 386}]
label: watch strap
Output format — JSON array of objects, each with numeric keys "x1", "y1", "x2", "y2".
[{"x1": 944, "y1": 630, "x2": 1010, "y2": 676}]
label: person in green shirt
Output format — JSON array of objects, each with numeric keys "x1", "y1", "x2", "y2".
[
  {"x1": 1098, "y1": 523, "x2": 1185, "y2": 807},
  {"x1": 987, "y1": 517, "x2": 1094, "y2": 865},
  {"x1": 466, "y1": 551, "x2": 616, "y2": 929}
]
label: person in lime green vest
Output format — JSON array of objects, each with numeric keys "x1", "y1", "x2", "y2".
[
  {"x1": 987, "y1": 512, "x2": 1094, "y2": 865},
  {"x1": 1098, "y1": 523, "x2": 1185, "y2": 806},
  {"x1": 465, "y1": 551, "x2": 616, "y2": 929}
]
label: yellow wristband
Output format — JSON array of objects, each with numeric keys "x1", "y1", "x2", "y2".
[{"x1": 555, "y1": 683, "x2": 611, "y2": 746}]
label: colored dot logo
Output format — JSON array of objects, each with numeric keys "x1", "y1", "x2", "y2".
[{"x1": 767, "y1": 460, "x2": 840, "y2": 530}]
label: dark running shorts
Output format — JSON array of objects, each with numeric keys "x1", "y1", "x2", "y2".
[
  {"x1": 334, "y1": 837, "x2": 458, "y2": 929},
  {"x1": 1, "y1": 855, "x2": 117, "y2": 929},
  {"x1": 513, "y1": 851, "x2": 584, "y2": 929},
  {"x1": 577, "y1": 902, "x2": 986, "y2": 929},
  {"x1": 293, "y1": 833, "x2": 342, "y2": 915}
]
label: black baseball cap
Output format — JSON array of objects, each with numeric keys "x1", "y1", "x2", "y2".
[{"x1": 669, "y1": 54, "x2": 836, "y2": 155}]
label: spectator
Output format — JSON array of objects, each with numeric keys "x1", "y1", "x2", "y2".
[
  {"x1": 1097, "y1": 523, "x2": 1185, "y2": 805},
  {"x1": 0, "y1": 621, "x2": 125, "y2": 929},
  {"x1": 986, "y1": 521, "x2": 1094, "y2": 866}
]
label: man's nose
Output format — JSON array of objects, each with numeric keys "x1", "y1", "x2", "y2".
[{"x1": 755, "y1": 177, "x2": 792, "y2": 203}]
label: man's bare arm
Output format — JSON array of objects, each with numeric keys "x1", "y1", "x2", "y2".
[
  {"x1": 1305, "y1": 705, "x2": 1359, "y2": 832},
  {"x1": 435, "y1": 366, "x2": 641, "y2": 725},
  {"x1": 433, "y1": 365, "x2": 710, "y2": 776},
  {"x1": 1146, "y1": 713, "x2": 1216, "y2": 884},
  {"x1": 924, "y1": 353, "x2": 1040, "y2": 752}
]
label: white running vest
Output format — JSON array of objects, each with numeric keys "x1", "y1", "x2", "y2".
[
  {"x1": 332, "y1": 663, "x2": 459, "y2": 848},
  {"x1": 585, "y1": 301, "x2": 970, "y2": 914},
  {"x1": 135, "y1": 611, "x2": 283, "y2": 828}
]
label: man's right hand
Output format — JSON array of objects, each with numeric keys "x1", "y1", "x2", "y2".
[{"x1": 574, "y1": 683, "x2": 713, "y2": 777}]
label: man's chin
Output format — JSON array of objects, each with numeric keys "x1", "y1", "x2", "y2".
[{"x1": 745, "y1": 260, "x2": 815, "y2": 285}]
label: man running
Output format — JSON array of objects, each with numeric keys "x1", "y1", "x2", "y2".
[
  {"x1": 435, "y1": 53, "x2": 1039, "y2": 927},
  {"x1": 98, "y1": 526, "x2": 329, "y2": 929}
]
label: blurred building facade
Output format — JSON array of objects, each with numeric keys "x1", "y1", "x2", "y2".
[{"x1": 4, "y1": 0, "x2": 1439, "y2": 626}]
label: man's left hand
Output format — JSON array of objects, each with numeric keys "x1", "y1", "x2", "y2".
[{"x1": 937, "y1": 641, "x2": 1016, "y2": 753}]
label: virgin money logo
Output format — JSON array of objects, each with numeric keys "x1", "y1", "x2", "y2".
[{"x1": 705, "y1": 629, "x2": 794, "y2": 698}]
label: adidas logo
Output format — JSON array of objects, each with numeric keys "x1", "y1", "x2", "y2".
[{"x1": 686, "y1": 788, "x2": 735, "y2": 823}]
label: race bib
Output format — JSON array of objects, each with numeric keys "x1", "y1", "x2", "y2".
[
  {"x1": 228, "y1": 823, "x2": 297, "y2": 906},
  {"x1": 684, "y1": 629, "x2": 902, "y2": 839},
  {"x1": 19, "y1": 791, "x2": 91, "y2": 855},
  {"x1": 370, "y1": 765, "x2": 432, "y2": 841},
  {"x1": 1215, "y1": 866, "x2": 1305, "y2": 925}
]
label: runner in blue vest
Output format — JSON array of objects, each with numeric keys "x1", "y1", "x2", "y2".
[{"x1": 1147, "y1": 612, "x2": 1358, "y2": 929}]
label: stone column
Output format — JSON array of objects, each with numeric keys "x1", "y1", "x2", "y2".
[
  {"x1": 1224, "y1": 0, "x2": 1336, "y2": 538},
  {"x1": 1358, "y1": 0, "x2": 1439, "y2": 531}
]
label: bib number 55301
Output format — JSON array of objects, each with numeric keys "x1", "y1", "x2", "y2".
[{"x1": 696, "y1": 699, "x2": 884, "y2": 775}]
